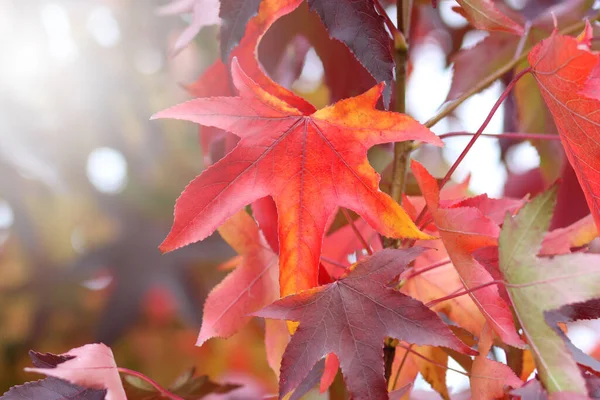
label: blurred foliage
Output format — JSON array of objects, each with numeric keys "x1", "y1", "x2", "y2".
[{"x1": 0, "y1": 0, "x2": 275, "y2": 396}]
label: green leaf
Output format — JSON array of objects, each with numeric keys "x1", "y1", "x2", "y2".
[{"x1": 499, "y1": 186, "x2": 600, "y2": 395}]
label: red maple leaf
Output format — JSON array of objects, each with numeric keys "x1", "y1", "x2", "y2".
[
  {"x1": 197, "y1": 210, "x2": 278, "y2": 346},
  {"x1": 152, "y1": 60, "x2": 441, "y2": 296},
  {"x1": 411, "y1": 160, "x2": 524, "y2": 347},
  {"x1": 453, "y1": 0, "x2": 524, "y2": 35},
  {"x1": 528, "y1": 27, "x2": 600, "y2": 232},
  {"x1": 255, "y1": 248, "x2": 476, "y2": 399}
]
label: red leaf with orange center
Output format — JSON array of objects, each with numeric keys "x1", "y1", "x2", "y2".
[{"x1": 152, "y1": 60, "x2": 441, "y2": 296}]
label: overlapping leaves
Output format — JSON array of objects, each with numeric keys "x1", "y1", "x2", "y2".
[{"x1": 153, "y1": 59, "x2": 441, "y2": 297}]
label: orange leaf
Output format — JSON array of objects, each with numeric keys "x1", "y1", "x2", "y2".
[{"x1": 471, "y1": 324, "x2": 523, "y2": 398}]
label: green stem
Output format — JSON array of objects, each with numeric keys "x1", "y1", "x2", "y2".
[
  {"x1": 383, "y1": 0, "x2": 411, "y2": 385},
  {"x1": 389, "y1": 32, "x2": 410, "y2": 205}
]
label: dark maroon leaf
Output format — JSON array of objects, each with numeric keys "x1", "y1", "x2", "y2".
[
  {"x1": 29, "y1": 351, "x2": 74, "y2": 369},
  {"x1": 544, "y1": 299, "x2": 600, "y2": 374},
  {"x1": 1, "y1": 379, "x2": 107, "y2": 400},
  {"x1": 259, "y1": 1, "x2": 378, "y2": 104},
  {"x1": 289, "y1": 358, "x2": 326, "y2": 400},
  {"x1": 256, "y1": 248, "x2": 475, "y2": 399},
  {"x1": 587, "y1": 371, "x2": 600, "y2": 398},
  {"x1": 510, "y1": 373, "x2": 599, "y2": 399},
  {"x1": 219, "y1": 0, "x2": 262, "y2": 60},
  {"x1": 306, "y1": 0, "x2": 394, "y2": 106},
  {"x1": 510, "y1": 378, "x2": 547, "y2": 400}
]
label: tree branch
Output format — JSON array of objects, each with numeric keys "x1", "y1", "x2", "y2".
[{"x1": 423, "y1": 14, "x2": 600, "y2": 129}]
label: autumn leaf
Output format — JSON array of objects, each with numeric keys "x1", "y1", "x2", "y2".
[
  {"x1": 152, "y1": 59, "x2": 441, "y2": 297},
  {"x1": 156, "y1": 0, "x2": 220, "y2": 56},
  {"x1": 400, "y1": 237, "x2": 486, "y2": 343},
  {"x1": 0, "y1": 380, "x2": 107, "y2": 400},
  {"x1": 470, "y1": 324, "x2": 523, "y2": 398},
  {"x1": 188, "y1": 0, "x2": 386, "y2": 163},
  {"x1": 197, "y1": 210, "x2": 278, "y2": 346},
  {"x1": 529, "y1": 27, "x2": 600, "y2": 232},
  {"x1": 411, "y1": 160, "x2": 524, "y2": 346},
  {"x1": 261, "y1": 1, "x2": 379, "y2": 104},
  {"x1": 306, "y1": 0, "x2": 394, "y2": 106},
  {"x1": 24, "y1": 344, "x2": 126, "y2": 400},
  {"x1": 1, "y1": 351, "x2": 107, "y2": 400},
  {"x1": 389, "y1": 383, "x2": 413, "y2": 400},
  {"x1": 448, "y1": 0, "x2": 592, "y2": 102},
  {"x1": 498, "y1": 186, "x2": 600, "y2": 395},
  {"x1": 219, "y1": 0, "x2": 262, "y2": 60},
  {"x1": 448, "y1": 32, "x2": 519, "y2": 102},
  {"x1": 412, "y1": 346, "x2": 449, "y2": 400},
  {"x1": 252, "y1": 196, "x2": 279, "y2": 253},
  {"x1": 544, "y1": 299, "x2": 600, "y2": 374},
  {"x1": 255, "y1": 248, "x2": 476, "y2": 399},
  {"x1": 184, "y1": 0, "x2": 313, "y2": 164},
  {"x1": 453, "y1": 0, "x2": 523, "y2": 35},
  {"x1": 540, "y1": 214, "x2": 598, "y2": 256},
  {"x1": 510, "y1": 376, "x2": 596, "y2": 400}
]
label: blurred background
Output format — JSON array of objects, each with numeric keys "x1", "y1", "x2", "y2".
[
  {"x1": 0, "y1": 0, "x2": 277, "y2": 396},
  {"x1": 0, "y1": 0, "x2": 597, "y2": 398}
]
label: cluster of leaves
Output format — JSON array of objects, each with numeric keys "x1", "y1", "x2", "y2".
[
  {"x1": 4, "y1": 0, "x2": 600, "y2": 399},
  {"x1": 1, "y1": 344, "x2": 238, "y2": 400}
]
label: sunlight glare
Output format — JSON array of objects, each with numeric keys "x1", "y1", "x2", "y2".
[
  {"x1": 506, "y1": 141, "x2": 541, "y2": 174},
  {"x1": 86, "y1": 147, "x2": 128, "y2": 194},
  {"x1": 87, "y1": 6, "x2": 121, "y2": 48},
  {"x1": 0, "y1": 199, "x2": 15, "y2": 230},
  {"x1": 41, "y1": 3, "x2": 78, "y2": 65},
  {"x1": 293, "y1": 47, "x2": 324, "y2": 92}
]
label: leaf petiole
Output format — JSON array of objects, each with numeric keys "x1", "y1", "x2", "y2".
[{"x1": 117, "y1": 367, "x2": 185, "y2": 400}]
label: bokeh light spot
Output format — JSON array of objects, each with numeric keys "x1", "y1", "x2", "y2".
[
  {"x1": 86, "y1": 147, "x2": 128, "y2": 194},
  {"x1": 87, "y1": 6, "x2": 121, "y2": 48}
]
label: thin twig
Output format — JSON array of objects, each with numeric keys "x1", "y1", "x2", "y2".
[
  {"x1": 404, "y1": 258, "x2": 451, "y2": 280},
  {"x1": 423, "y1": 14, "x2": 600, "y2": 129},
  {"x1": 390, "y1": 344, "x2": 413, "y2": 391},
  {"x1": 438, "y1": 131, "x2": 561, "y2": 142},
  {"x1": 118, "y1": 368, "x2": 185, "y2": 400},
  {"x1": 425, "y1": 280, "x2": 502, "y2": 308},
  {"x1": 439, "y1": 67, "x2": 532, "y2": 189},
  {"x1": 320, "y1": 256, "x2": 349, "y2": 270},
  {"x1": 342, "y1": 208, "x2": 373, "y2": 256},
  {"x1": 395, "y1": 343, "x2": 470, "y2": 377},
  {"x1": 414, "y1": 67, "x2": 532, "y2": 229}
]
